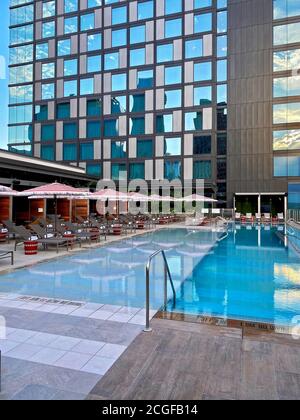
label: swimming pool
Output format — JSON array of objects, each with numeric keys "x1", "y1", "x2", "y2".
[
  {"x1": 167, "y1": 225, "x2": 300, "y2": 327},
  {"x1": 0, "y1": 229, "x2": 217, "y2": 311},
  {"x1": 0, "y1": 226, "x2": 299, "y2": 327}
]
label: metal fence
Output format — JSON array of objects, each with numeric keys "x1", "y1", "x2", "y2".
[{"x1": 287, "y1": 210, "x2": 300, "y2": 223}]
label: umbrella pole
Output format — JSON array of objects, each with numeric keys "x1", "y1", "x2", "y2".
[{"x1": 55, "y1": 195, "x2": 57, "y2": 234}]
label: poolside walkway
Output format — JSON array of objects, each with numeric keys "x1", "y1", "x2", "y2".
[
  {"x1": 88, "y1": 318, "x2": 300, "y2": 400},
  {"x1": 0, "y1": 300, "x2": 150, "y2": 400}
]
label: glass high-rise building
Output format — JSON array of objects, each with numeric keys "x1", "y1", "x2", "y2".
[{"x1": 7, "y1": 0, "x2": 300, "y2": 208}]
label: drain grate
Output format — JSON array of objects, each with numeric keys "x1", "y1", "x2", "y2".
[{"x1": 17, "y1": 295, "x2": 83, "y2": 307}]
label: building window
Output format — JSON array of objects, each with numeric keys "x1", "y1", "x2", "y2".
[
  {"x1": 63, "y1": 122, "x2": 77, "y2": 140},
  {"x1": 80, "y1": 142, "x2": 94, "y2": 160},
  {"x1": 87, "y1": 99, "x2": 101, "y2": 116},
  {"x1": 164, "y1": 161, "x2": 181, "y2": 180},
  {"x1": 57, "y1": 102, "x2": 70, "y2": 119},
  {"x1": 41, "y1": 124, "x2": 55, "y2": 142},
  {"x1": 63, "y1": 143, "x2": 77, "y2": 161},
  {"x1": 129, "y1": 163, "x2": 145, "y2": 180},
  {"x1": 193, "y1": 136, "x2": 212, "y2": 155},
  {"x1": 41, "y1": 145, "x2": 54, "y2": 161},
  {"x1": 87, "y1": 121, "x2": 101, "y2": 138},
  {"x1": 111, "y1": 141, "x2": 127, "y2": 159},
  {"x1": 137, "y1": 139, "x2": 153, "y2": 158},
  {"x1": 193, "y1": 161, "x2": 212, "y2": 179}
]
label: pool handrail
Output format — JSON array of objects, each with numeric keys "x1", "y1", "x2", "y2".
[{"x1": 144, "y1": 249, "x2": 176, "y2": 332}]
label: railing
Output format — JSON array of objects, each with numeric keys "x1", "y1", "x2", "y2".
[
  {"x1": 144, "y1": 249, "x2": 176, "y2": 332},
  {"x1": 214, "y1": 216, "x2": 229, "y2": 227},
  {"x1": 287, "y1": 210, "x2": 300, "y2": 224}
]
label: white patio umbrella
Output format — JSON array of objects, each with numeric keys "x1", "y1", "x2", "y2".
[{"x1": 18, "y1": 182, "x2": 89, "y2": 231}]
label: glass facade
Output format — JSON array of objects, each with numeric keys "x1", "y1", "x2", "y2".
[
  {"x1": 8, "y1": 0, "x2": 228, "y2": 192},
  {"x1": 273, "y1": 0, "x2": 300, "y2": 182}
]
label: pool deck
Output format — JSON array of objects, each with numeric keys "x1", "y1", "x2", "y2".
[
  {"x1": 2, "y1": 223, "x2": 297, "y2": 400},
  {"x1": 0, "y1": 228, "x2": 161, "y2": 400},
  {"x1": 88, "y1": 318, "x2": 300, "y2": 400}
]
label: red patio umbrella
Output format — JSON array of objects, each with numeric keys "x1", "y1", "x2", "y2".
[
  {"x1": 18, "y1": 182, "x2": 88, "y2": 230},
  {"x1": 89, "y1": 189, "x2": 131, "y2": 216},
  {"x1": 0, "y1": 185, "x2": 18, "y2": 196}
]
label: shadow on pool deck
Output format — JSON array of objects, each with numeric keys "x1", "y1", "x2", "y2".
[{"x1": 88, "y1": 318, "x2": 300, "y2": 400}]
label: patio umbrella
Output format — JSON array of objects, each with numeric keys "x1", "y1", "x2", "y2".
[
  {"x1": 149, "y1": 194, "x2": 174, "y2": 202},
  {"x1": 89, "y1": 189, "x2": 131, "y2": 201},
  {"x1": 89, "y1": 189, "x2": 131, "y2": 216},
  {"x1": 0, "y1": 185, "x2": 17, "y2": 196},
  {"x1": 175, "y1": 194, "x2": 217, "y2": 203},
  {"x1": 18, "y1": 182, "x2": 88, "y2": 231},
  {"x1": 128, "y1": 192, "x2": 152, "y2": 202}
]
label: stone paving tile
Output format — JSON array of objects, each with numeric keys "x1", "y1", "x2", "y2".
[
  {"x1": 97, "y1": 343, "x2": 127, "y2": 359},
  {"x1": 27, "y1": 332, "x2": 60, "y2": 346},
  {"x1": 8, "y1": 329, "x2": 37, "y2": 343},
  {"x1": 54, "y1": 351, "x2": 93, "y2": 370},
  {"x1": 51, "y1": 305, "x2": 78, "y2": 315},
  {"x1": 5, "y1": 343, "x2": 44, "y2": 360},
  {"x1": 81, "y1": 356, "x2": 116, "y2": 376},
  {"x1": 29, "y1": 348, "x2": 67, "y2": 365},
  {"x1": 69, "y1": 308, "x2": 97, "y2": 318},
  {"x1": 83, "y1": 303, "x2": 104, "y2": 311},
  {"x1": 101, "y1": 304, "x2": 122, "y2": 313},
  {"x1": 108, "y1": 312, "x2": 135, "y2": 323},
  {"x1": 49, "y1": 336, "x2": 81, "y2": 351},
  {"x1": 12, "y1": 384, "x2": 58, "y2": 401},
  {"x1": 0, "y1": 339, "x2": 20, "y2": 354},
  {"x1": 52, "y1": 390, "x2": 86, "y2": 400},
  {"x1": 89, "y1": 310, "x2": 114, "y2": 320},
  {"x1": 71, "y1": 339, "x2": 106, "y2": 356}
]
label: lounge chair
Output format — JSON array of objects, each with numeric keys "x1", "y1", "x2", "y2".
[
  {"x1": 76, "y1": 215, "x2": 91, "y2": 227},
  {"x1": 89, "y1": 217, "x2": 108, "y2": 239},
  {"x1": 246, "y1": 213, "x2": 254, "y2": 223},
  {"x1": 263, "y1": 213, "x2": 271, "y2": 223},
  {"x1": 55, "y1": 223, "x2": 93, "y2": 245},
  {"x1": 2, "y1": 220, "x2": 17, "y2": 240},
  {"x1": 0, "y1": 250, "x2": 14, "y2": 265},
  {"x1": 15, "y1": 225, "x2": 69, "y2": 253},
  {"x1": 255, "y1": 213, "x2": 261, "y2": 223},
  {"x1": 234, "y1": 212, "x2": 241, "y2": 222},
  {"x1": 277, "y1": 213, "x2": 285, "y2": 223}
]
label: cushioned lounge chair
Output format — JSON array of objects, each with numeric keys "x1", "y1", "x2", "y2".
[
  {"x1": 55, "y1": 223, "x2": 93, "y2": 245},
  {"x1": 0, "y1": 250, "x2": 14, "y2": 265},
  {"x1": 14, "y1": 225, "x2": 69, "y2": 253}
]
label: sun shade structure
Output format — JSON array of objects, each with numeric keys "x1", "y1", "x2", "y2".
[
  {"x1": 0, "y1": 185, "x2": 17, "y2": 196},
  {"x1": 175, "y1": 194, "x2": 217, "y2": 203},
  {"x1": 18, "y1": 182, "x2": 87, "y2": 197},
  {"x1": 18, "y1": 182, "x2": 89, "y2": 230},
  {"x1": 149, "y1": 194, "x2": 174, "y2": 202},
  {"x1": 89, "y1": 189, "x2": 131, "y2": 201},
  {"x1": 128, "y1": 192, "x2": 152, "y2": 202}
]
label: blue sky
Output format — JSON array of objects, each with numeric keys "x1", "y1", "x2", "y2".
[{"x1": 0, "y1": 0, "x2": 9, "y2": 149}]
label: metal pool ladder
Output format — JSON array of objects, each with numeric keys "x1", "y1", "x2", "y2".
[{"x1": 144, "y1": 249, "x2": 176, "y2": 332}]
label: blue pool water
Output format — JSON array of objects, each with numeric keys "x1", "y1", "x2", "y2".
[
  {"x1": 0, "y1": 226, "x2": 300, "y2": 326},
  {"x1": 168, "y1": 225, "x2": 300, "y2": 326},
  {"x1": 0, "y1": 229, "x2": 215, "y2": 310}
]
